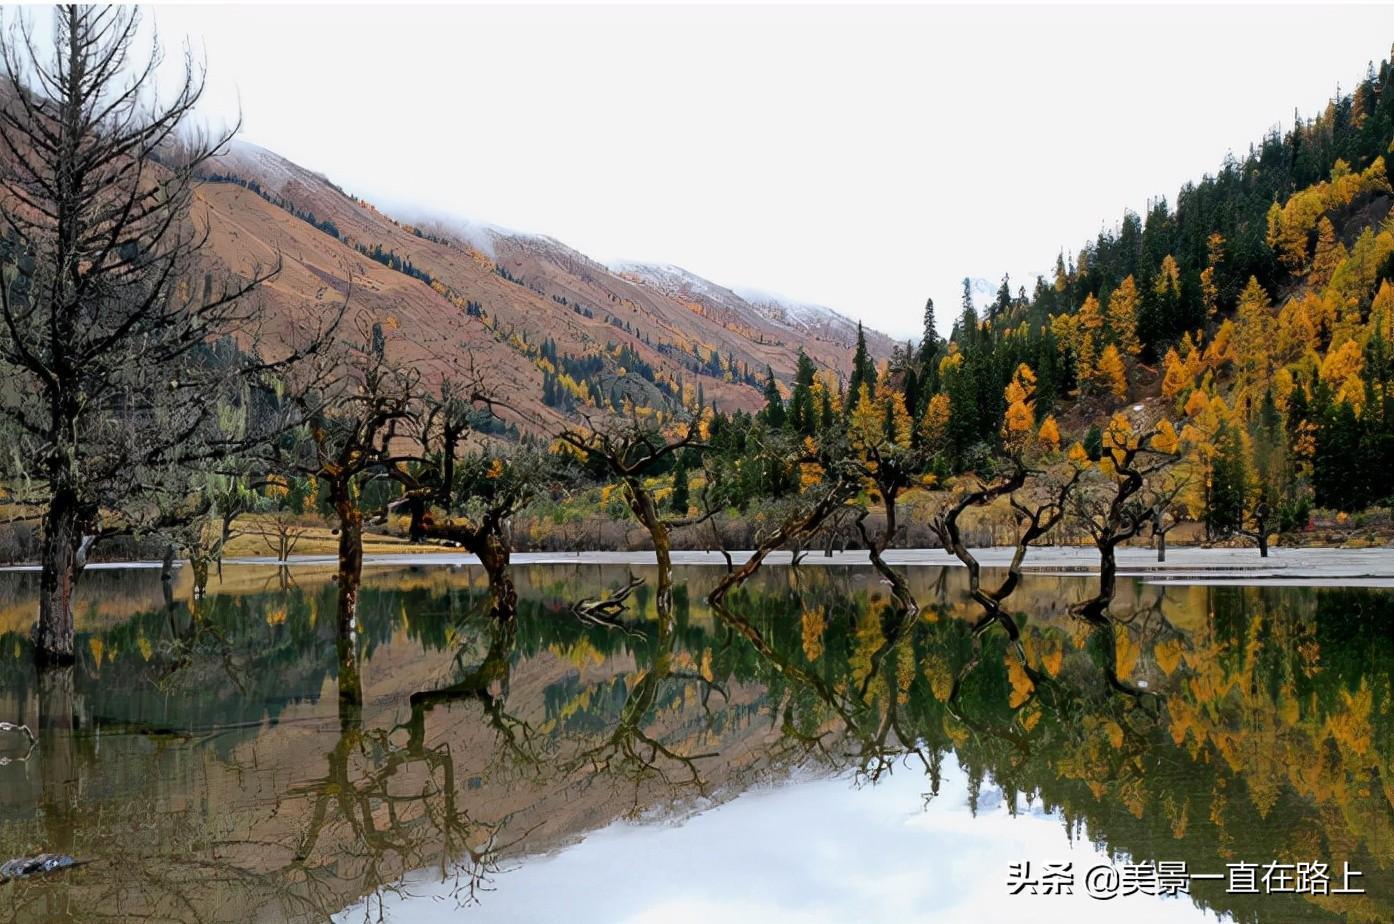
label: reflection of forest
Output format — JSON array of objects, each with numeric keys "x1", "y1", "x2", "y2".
[{"x1": 0, "y1": 565, "x2": 1389, "y2": 923}]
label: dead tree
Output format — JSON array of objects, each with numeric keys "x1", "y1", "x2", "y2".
[
  {"x1": 558, "y1": 414, "x2": 705, "y2": 618},
  {"x1": 0, "y1": 7, "x2": 342, "y2": 664},
  {"x1": 850, "y1": 435, "x2": 931, "y2": 616},
  {"x1": 572, "y1": 572, "x2": 647, "y2": 636},
  {"x1": 1070, "y1": 422, "x2": 1179, "y2": 627},
  {"x1": 1068, "y1": 419, "x2": 1179, "y2": 697},
  {"x1": 1146, "y1": 470, "x2": 1192, "y2": 563},
  {"x1": 932, "y1": 454, "x2": 1082, "y2": 704},
  {"x1": 704, "y1": 426, "x2": 861, "y2": 605},
  {"x1": 279, "y1": 332, "x2": 422, "y2": 708}
]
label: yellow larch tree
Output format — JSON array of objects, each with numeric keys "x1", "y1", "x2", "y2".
[
  {"x1": 1096, "y1": 344, "x2": 1128, "y2": 400},
  {"x1": 1371, "y1": 279, "x2": 1394, "y2": 342},
  {"x1": 1308, "y1": 216, "x2": 1347, "y2": 291},
  {"x1": 1076, "y1": 331, "x2": 1098, "y2": 393},
  {"x1": 1201, "y1": 233, "x2": 1224, "y2": 320},
  {"x1": 1155, "y1": 255, "x2": 1182, "y2": 301},
  {"x1": 1233, "y1": 277, "x2": 1276, "y2": 393},
  {"x1": 1078, "y1": 293, "x2": 1104, "y2": 334},
  {"x1": 1161, "y1": 347, "x2": 1192, "y2": 402},
  {"x1": 1106, "y1": 275, "x2": 1142, "y2": 358},
  {"x1": 1203, "y1": 319, "x2": 1236, "y2": 373},
  {"x1": 921, "y1": 392, "x2": 951, "y2": 449},
  {"x1": 1320, "y1": 338, "x2": 1366, "y2": 412},
  {"x1": 1275, "y1": 295, "x2": 1321, "y2": 367},
  {"x1": 1000, "y1": 362, "x2": 1037, "y2": 451}
]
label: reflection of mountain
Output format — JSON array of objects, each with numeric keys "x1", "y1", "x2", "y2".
[{"x1": 0, "y1": 568, "x2": 1389, "y2": 922}]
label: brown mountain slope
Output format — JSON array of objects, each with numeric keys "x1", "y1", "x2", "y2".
[
  {"x1": 609, "y1": 260, "x2": 900, "y2": 372},
  {"x1": 196, "y1": 140, "x2": 896, "y2": 427}
]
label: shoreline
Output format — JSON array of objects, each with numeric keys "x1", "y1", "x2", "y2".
[{"x1": 2, "y1": 546, "x2": 1392, "y2": 587}]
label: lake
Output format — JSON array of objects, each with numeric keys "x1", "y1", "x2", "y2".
[{"x1": 0, "y1": 562, "x2": 1389, "y2": 922}]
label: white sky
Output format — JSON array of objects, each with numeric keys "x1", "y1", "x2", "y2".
[{"x1": 66, "y1": 4, "x2": 1394, "y2": 339}]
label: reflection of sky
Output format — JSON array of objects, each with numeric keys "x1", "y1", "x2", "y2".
[{"x1": 342, "y1": 756, "x2": 1227, "y2": 924}]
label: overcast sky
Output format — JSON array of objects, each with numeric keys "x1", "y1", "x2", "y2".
[{"x1": 101, "y1": 4, "x2": 1394, "y2": 338}]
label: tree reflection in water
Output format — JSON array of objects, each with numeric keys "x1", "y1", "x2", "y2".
[{"x1": 0, "y1": 564, "x2": 1388, "y2": 923}]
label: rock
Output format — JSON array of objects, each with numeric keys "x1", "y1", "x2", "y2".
[{"x1": 0, "y1": 854, "x2": 84, "y2": 883}]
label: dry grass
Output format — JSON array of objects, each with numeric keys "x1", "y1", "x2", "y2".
[{"x1": 221, "y1": 514, "x2": 459, "y2": 558}]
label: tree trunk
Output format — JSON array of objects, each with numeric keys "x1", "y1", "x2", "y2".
[
  {"x1": 626, "y1": 476, "x2": 673, "y2": 618},
  {"x1": 34, "y1": 492, "x2": 84, "y2": 666},
  {"x1": 1157, "y1": 528, "x2": 1167, "y2": 563},
  {"x1": 1255, "y1": 502, "x2": 1270, "y2": 558},
  {"x1": 191, "y1": 555, "x2": 210, "y2": 597},
  {"x1": 406, "y1": 495, "x2": 428, "y2": 543},
  {"x1": 478, "y1": 528, "x2": 518, "y2": 621},
  {"x1": 333, "y1": 483, "x2": 364, "y2": 710},
  {"x1": 161, "y1": 542, "x2": 178, "y2": 613}
]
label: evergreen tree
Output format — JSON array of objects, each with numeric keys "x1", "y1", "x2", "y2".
[
  {"x1": 789, "y1": 349, "x2": 817, "y2": 436},
  {"x1": 847, "y1": 322, "x2": 877, "y2": 404},
  {"x1": 1207, "y1": 420, "x2": 1250, "y2": 538},
  {"x1": 918, "y1": 297, "x2": 940, "y2": 359},
  {"x1": 669, "y1": 453, "x2": 691, "y2": 514},
  {"x1": 991, "y1": 273, "x2": 1011, "y2": 321},
  {"x1": 761, "y1": 365, "x2": 786, "y2": 429}
]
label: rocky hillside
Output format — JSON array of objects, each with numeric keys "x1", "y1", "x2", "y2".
[{"x1": 195, "y1": 141, "x2": 896, "y2": 430}]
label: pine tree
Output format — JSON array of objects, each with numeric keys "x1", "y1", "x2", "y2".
[
  {"x1": 847, "y1": 323, "x2": 877, "y2": 407},
  {"x1": 918, "y1": 297, "x2": 940, "y2": 363},
  {"x1": 789, "y1": 349, "x2": 817, "y2": 435},
  {"x1": 1206, "y1": 420, "x2": 1250, "y2": 538},
  {"x1": 959, "y1": 279, "x2": 976, "y2": 341},
  {"x1": 991, "y1": 273, "x2": 1011, "y2": 321},
  {"x1": 669, "y1": 454, "x2": 691, "y2": 514},
  {"x1": 761, "y1": 365, "x2": 786, "y2": 429}
]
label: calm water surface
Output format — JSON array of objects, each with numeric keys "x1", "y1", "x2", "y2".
[{"x1": 0, "y1": 563, "x2": 1389, "y2": 923}]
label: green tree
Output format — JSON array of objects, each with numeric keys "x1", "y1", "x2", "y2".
[
  {"x1": 1206, "y1": 420, "x2": 1250, "y2": 538},
  {"x1": 847, "y1": 323, "x2": 877, "y2": 406},
  {"x1": 761, "y1": 365, "x2": 786, "y2": 429},
  {"x1": 789, "y1": 350, "x2": 817, "y2": 436},
  {"x1": 669, "y1": 454, "x2": 691, "y2": 515}
]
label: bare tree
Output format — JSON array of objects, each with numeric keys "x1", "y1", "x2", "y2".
[
  {"x1": 392, "y1": 378, "x2": 553, "y2": 620},
  {"x1": 931, "y1": 453, "x2": 1082, "y2": 709},
  {"x1": 1069, "y1": 421, "x2": 1179, "y2": 627},
  {"x1": 705, "y1": 436, "x2": 860, "y2": 605},
  {"x1": 1147, "y1": 470, "x2": 1192, "y2": 563},
  {"x1": 277, "y1": 331, "x2": 421, "y2": 707},
  {"x1": 558, "y1": 413, "x2": 705, "y2": 617},
  {"x1": 0, "y1": 7, "x2": 339, "y2": 663}
]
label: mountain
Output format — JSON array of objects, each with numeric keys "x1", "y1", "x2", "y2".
[
  {"x1": 894, "y1": 48, "x2": 1394, "y2": 519},
  {"x1": 195, "y1": 141, "x2": 897, "y2": 430},
  {"x1": 610, "y1": 261, "x2": 899, "y2": 373}
]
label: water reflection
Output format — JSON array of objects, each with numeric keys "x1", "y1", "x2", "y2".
[{"x1": 0, "y1": 565, "x2": 1389, "y2": 922}]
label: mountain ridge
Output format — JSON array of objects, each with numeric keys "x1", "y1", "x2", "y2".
[{"x1": 200, "y1": 140, "x2": 897, "y2": 430}]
